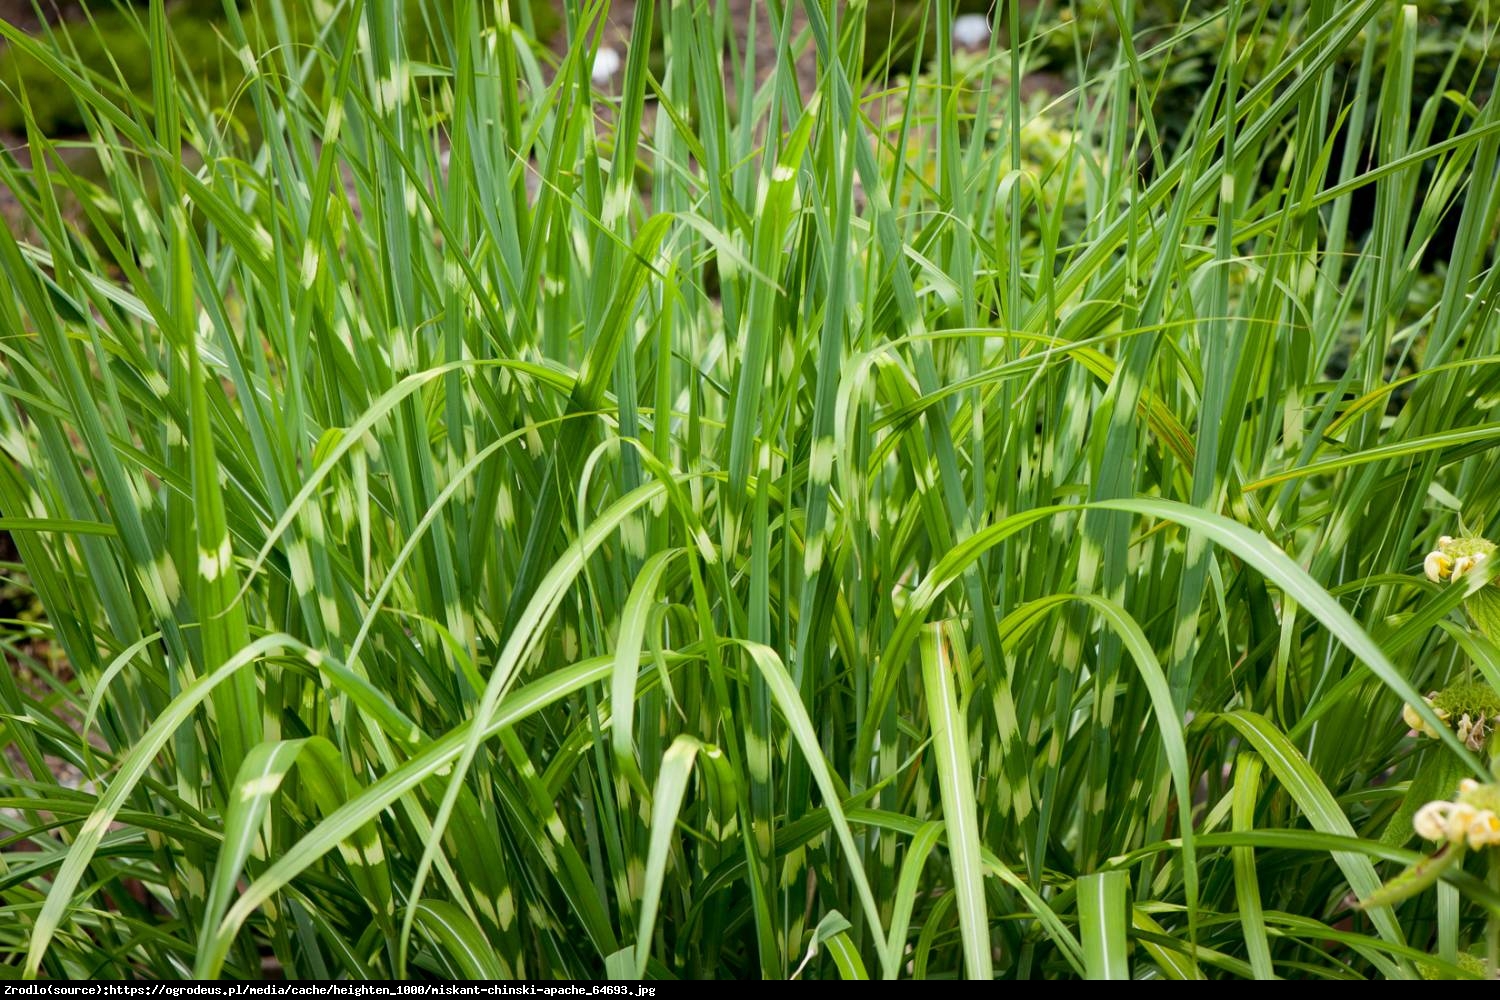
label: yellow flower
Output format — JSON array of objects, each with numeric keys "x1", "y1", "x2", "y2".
[{"x1": 1465, "y1": 809, "x2": 1500, "y2": 850}]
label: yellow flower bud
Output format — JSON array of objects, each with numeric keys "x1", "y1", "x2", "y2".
[{"x1": 1402, "y1": 697, "x2": 1449, "y2": 739}]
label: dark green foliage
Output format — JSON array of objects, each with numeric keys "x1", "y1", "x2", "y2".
[
  {"x1": 861, "y1": 0, "x2": 995, "y2": 74},
  {"x1": 0, "y1": 0, "x2": 560, "y2": 134}
]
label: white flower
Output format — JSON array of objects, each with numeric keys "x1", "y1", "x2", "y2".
[
  {"x1": 1467, "y1": 809, "x2": 1500, "y2": 850},
  {"x1": 1446, "y1": 802, "x2": 1479, "y2": 843},
  {"x1": 1412, "y1": 781, "x2": 1500, "y2": 850},
  {"x1": 1422, "y1": 535, "x2": 1496, "y2": 586},
  {"x1": 1414, "y1": 801, "x2": 1452, "y2": 841}
]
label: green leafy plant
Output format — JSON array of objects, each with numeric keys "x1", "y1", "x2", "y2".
[
  {"x1": 1, "y1": 0, "x2": 1500, "y2": 982},
  {"x1": 1373, "y1": 534, "x2": 1500, "y2": 973}
]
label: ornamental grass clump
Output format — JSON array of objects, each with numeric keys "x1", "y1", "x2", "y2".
[{"x1": 2, "y1": 0, "x2": 1500, "y2": 983}]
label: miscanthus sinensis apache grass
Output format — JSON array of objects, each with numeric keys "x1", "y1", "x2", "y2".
[{"x1": 2, "y1": 0, "x2": 1500, "y2": 983}]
